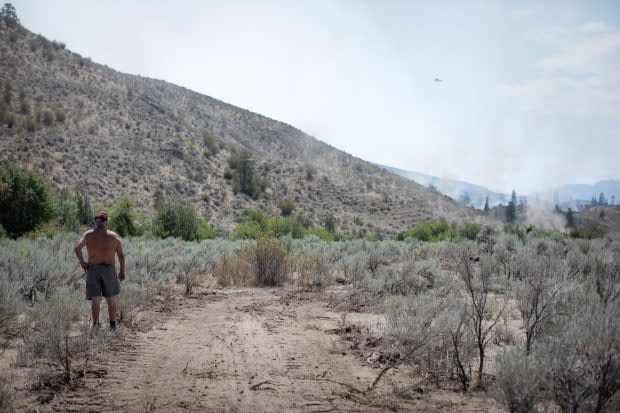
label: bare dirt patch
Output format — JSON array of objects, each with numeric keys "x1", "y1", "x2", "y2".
[{"x1": 13, "y1": 288, "x2": 503, "y2": 412}]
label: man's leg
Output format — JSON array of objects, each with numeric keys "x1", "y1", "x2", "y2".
[
  {"x1": 91, "y1": 296, "x2": 102, "y2": 326},
  {"x1": 104, "y1": 295, "x2": 118, "y2": 329}
]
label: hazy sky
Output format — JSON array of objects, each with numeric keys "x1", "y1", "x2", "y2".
[{"x1": 12, "y1": 0, "x2": 620, "y2": 193}]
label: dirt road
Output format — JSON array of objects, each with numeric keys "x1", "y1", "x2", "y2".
[{"x1": 39, "y1": 288, "x2": 501, "y2": 413}]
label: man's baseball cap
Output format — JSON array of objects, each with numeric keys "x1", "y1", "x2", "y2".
[{"x1": 94, "y1": 211, "x2": 109, "y2": 221}]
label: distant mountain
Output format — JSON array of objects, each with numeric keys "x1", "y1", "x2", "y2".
[
  {"x1": 380, "y1": 165, "x2": 508, "y2": 209},
  {"x1": 532, "y1": 180, "x2": 620, "y2": 208},
  {"x1": 382, "y1": 164, "x2": 620, "y2": 211}
]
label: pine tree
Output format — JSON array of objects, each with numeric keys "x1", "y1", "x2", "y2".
[
  {"x1": 506, "y1": 190, "x2": 517, "y2": 223},
  {"x1": 598, "y1": 192, "x2": 607, "y2": 205},
  {"x1": 483, "y1": 196, "x2": 489, "y2": 213},
  {"x1": 0, "y1": 3, "x2": 19, "y2": 26}
]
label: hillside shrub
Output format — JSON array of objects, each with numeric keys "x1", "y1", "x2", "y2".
[
  {"x1": 110, "y1": 196, "x2": 138, "y2": 237},
  {"x1": 55, "y1": 190, "x2": 80, "y2": 233},
  {"x1": 277, "y1": 199, "x2": 296, "y2": 216},
  {"x1": 269, "y1": 215, "x2": 307, "y2": 238},
  {"x1": 154, "y1": 197, "x2": 199, "y2": 240},
  {"x1": 0, "y1": 165, "x2": 54, "y2": 237},
  {"x1": 459, "y1": 222, "x2": 481, "y2": 240},
  {"x1": 251, "y1": 237, "x2": 289, "y2": 286},
  {"x1": 202, "y1": 131, "x2": 219, "y2": 156},
  {"x1": 395, "y1": 219, "x2": 457, "y2": 242},
  {"x1": 227, "y1": 151, "x2": 265, "y2": 198},
  {"x1": 232, "y1": 221, "x2": 263, "y2": 240}
]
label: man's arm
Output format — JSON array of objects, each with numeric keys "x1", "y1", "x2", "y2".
[
  {"x1": 75, "y1": 232, "x2": 89, "y2": 271},
  {"x1": 116, "y1": 237, "x2": 126, "y2": 281}
]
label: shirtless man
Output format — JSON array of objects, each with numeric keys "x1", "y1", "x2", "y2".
[{"x1": 75, "y1": 211, "x2": 125, "y2": 330}]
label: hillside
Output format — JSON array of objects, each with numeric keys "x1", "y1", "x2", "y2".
[
  {"x1": 0, "y1": 21, "x2": 478, "y2": 236},
  {"x1": 575, "y1": 205, "x2": 620, "y2": 234}
]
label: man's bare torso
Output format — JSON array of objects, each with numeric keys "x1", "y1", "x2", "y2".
[{"x1": 83, "y1": 229, "x2": 120, "y2": 266}]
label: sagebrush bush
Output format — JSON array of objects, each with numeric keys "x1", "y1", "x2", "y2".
[
  {"x1": 294, "y1": 252, "x2": 331, "y2": 290},
  {"x1": 0, "y1": 279, "x2": 22, "y2": 341},
  {"x1": 495, "y1": 347, "x2": 547, "y2": 413},
  {"x1": 118, "y1": 284, "x2": 150, "y2": 328},
  {"x1": 214, "y1": 253, "x2": 252, "y2": 287},
  {"x1": 19, "y1": 287, "x2": 92, "y2": 382},
  {"x1": 251, "y1": 237, "x2": 289, "y2": 286}
]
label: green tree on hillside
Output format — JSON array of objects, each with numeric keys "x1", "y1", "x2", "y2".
[
  {"x1": 0, "y1": 3, "x2": 19, "y2": 26},
  {"x1": 227, "y1": 150, "x2": 265, "y2": 198},
  {"x1": 483, "y1": 196, "x2": 489, "y2": 213},
  {"x1": 598, "y1": 192, "x2": 607, "y2": 205},
  {"x1": 110, "y1": 196, "x2": 138, "y2": 237},
  {"x1": 154, "y1": 196, "x2": 200, "y2": 241},
  {"x1": 56, "y1": 189, "x2": 80, "y2": 232},
  {"x1": 506, "y1": 190, "x2": 517, "y2": 223},
  {"x1": 323, "y1": 213, "x2": 336, "y2": 233},
  {"x1": 75, "y1": 192, "x2": 92, "y2": 225},
  {"x1": 0, "y1": 165, "x2": 53, "y2": 236}
]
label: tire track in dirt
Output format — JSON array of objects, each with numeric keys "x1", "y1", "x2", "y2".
[{"x1": 45, "y1": 289, "x2": 394, "y2": 413}]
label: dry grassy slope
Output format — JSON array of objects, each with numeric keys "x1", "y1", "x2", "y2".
[
  {"x1": 575, "y1": 205, "x2": 620, "y2": 233},
  {"x1": 0, "y1": 22, "x2": 478, "y2": 236}
]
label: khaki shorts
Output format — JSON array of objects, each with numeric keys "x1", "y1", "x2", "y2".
[{"x1": 86, "y1": 264, "x2": 120, "y2": 300}]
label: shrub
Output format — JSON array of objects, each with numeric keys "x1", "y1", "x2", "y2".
[
  {"x1": 195, "y1": 219, "x2": 219, "y2": 240},
  {"x1": 251, "y1": 237, "x2": 289, "y2": 286},
  {"x1": 154, "y1": 197, "x2": 199, "y2": 240},
  {"x1": 232, "y1": 221, "x2": 264, "y2": 240},
  {"x1": 269, "y1": 215, "x2": 307, "y2": 238},
  {"x1": 495, "y1": 347, "x2": 547, "y2": 413},
  {"x1": 295, "y1": 253, "x2": 331, "y2": 290},
  {"x1": 202, "y1": 132, "x2": 219, "y2": 156},
  {"x1": 110, "y1": 196, "x2": 138, "y2": 237},
  {"x1": 175, "y1": 251, "x2": 201, "y2": 296},
  {"x1": 0, "y1": 165, "x2": 54, "y2": 237},
  {"x1": 395, "y1": 219, "x2": 457, "y2": 242},
  {"x1": 227, "y1": 151, "x2": 265, "y2": 198},
  {"x1": 541, "y1": 300, "x2": 620, "y2": 413},
  {"x1": 55, "y1": 190, "x2": 80, "y2": 233},
  {"x1": 19, "y1": 288, "x2": 92, "y2": 382},
  {"x1": 304, "y1": 163, "x2": 316, "y2": 180},
  {"x1": 118, "y1": 284, "x2": 149, "y2": 328},
  {"x1": 0, "y1": 279, "x2": 21, "y2": 341},
  {"x1": 457, "y1": 250, "x2": 505, "y2": 385},
  {"x1": 42, "y1": 110, "x2": 54, "y2": 126},
  {"x1": 277, "y1": 199, "x2": 296, "y2": 216},
  {"x1": 54, "y1": 108, "x2": 65, "y2": 123},
  {"x1": 459, "y1": 222, "x2": 481, "y2": 240},
  {"x1": 214, "y1": 253, "x2": 252, "y2": 287},
  {"x1": 323, "y1": 213, "x2": 336, "y2": 233}
]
